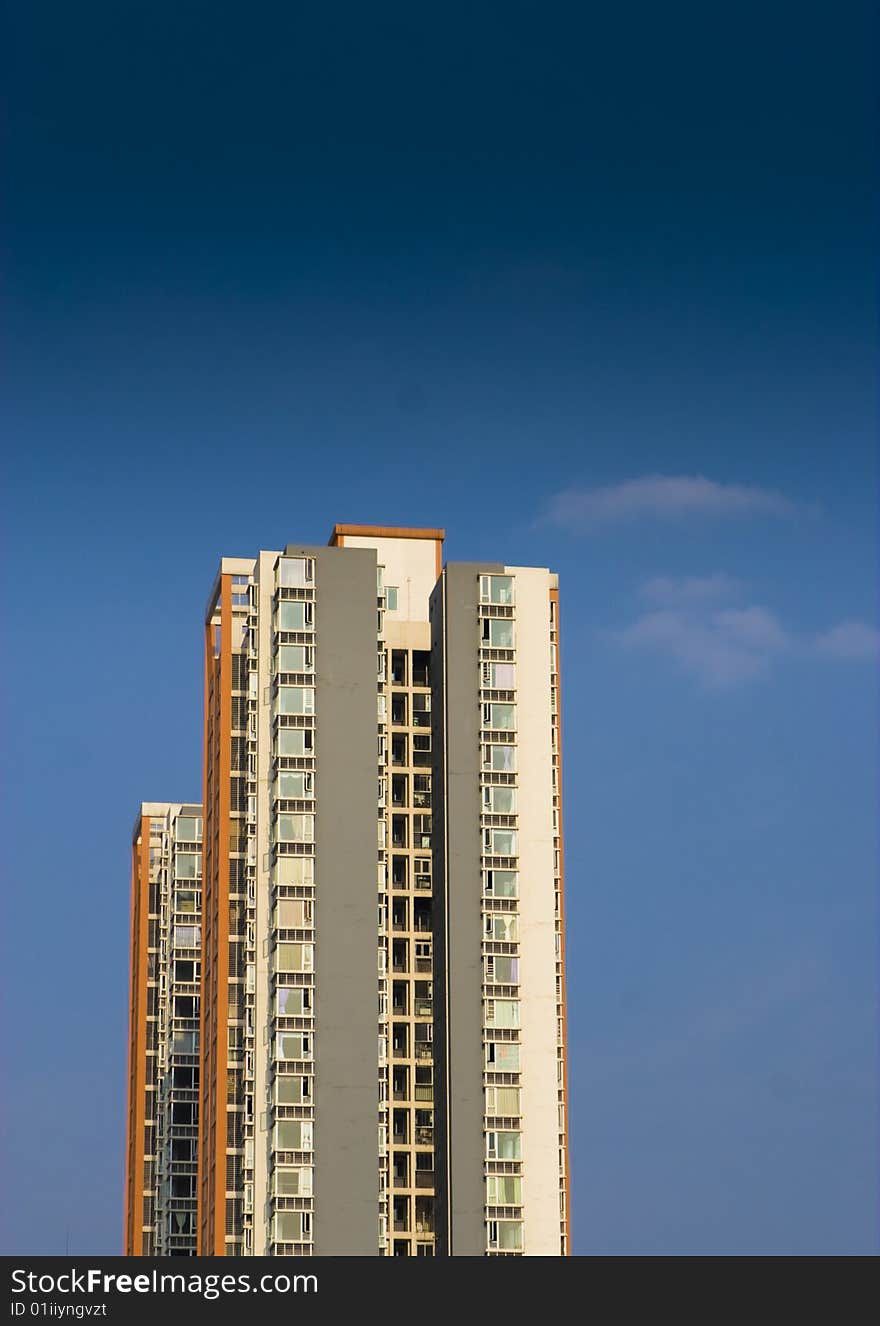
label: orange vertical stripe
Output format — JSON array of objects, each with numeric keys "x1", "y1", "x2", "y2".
[
  {"x1": 550, "y1": 586, "x2": 571, "y2": 1255},
  {"x1": 124, "y1": 816, "x2": 150, "y2": 1255}
]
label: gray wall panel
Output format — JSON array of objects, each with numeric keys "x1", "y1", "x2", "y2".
[{"x1": 309, "y1": 544, "x2": 379, "y2": 1255}]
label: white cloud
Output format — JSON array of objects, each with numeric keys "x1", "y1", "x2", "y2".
[
  {"x1": 613, "y1": 607, "x2": 792, "y2": 689},
  {"x1": 640, "y1": 573, "x2": 744, "y2": 605},
  {"x1": 611, "y1": 585, "x2": 878, "y2": 689},
  {"x1": 545, "y1": 475, "x2": 796, "y2": 529},
  {"x1": 813, "y1": 621, "x2": 880, "y2": 660}
]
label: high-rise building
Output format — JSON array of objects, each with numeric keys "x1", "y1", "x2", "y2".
[
  {"x1": 125, "y1": 802, "x2": 203, "y2": 1256},
  {"x1": 430, "y1": 564, "x2": 569, "y2": 1255},
  {"x1": 128, "y1": 523, "x2": 568, "y2": 1257}
]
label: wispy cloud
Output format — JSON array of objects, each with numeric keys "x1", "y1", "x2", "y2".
[
  {"x1": 613, "y1": 607, "x2": 790, "y2": 688},
  {"x1": 640, "y1": 573, "x2": 744, "y2": 606},
  {"x1": 610, "y1": 575, "x2": 879, "y2": 689},
  {"x1": 813, "y1": 621, "x2": 880, "y2": 661},
  {"x1": 544, "y1": 475, "x2": 797, "y2": 529}
]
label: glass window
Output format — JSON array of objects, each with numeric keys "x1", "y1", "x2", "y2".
[
  {"x1": 275, "y1": 1076, "x2": 309, "y2": 1105},
  {"x1": 490, "y1": 662, "x2": 516, "y2": 688},
  {"x1": 487, "y1": 828, "x2": 517, "y2": 856},
  {"x1": 484, "y1": 703, "x2": 515, "y2": 731},
  {"x1": 278, "y1": 644, "x2": 311, "y2": 673},
  {"x1": 484, "y1": 785, "x2": 516, "y2": 814},
  {"x1": 276, "y1": 728, "x2": 312, "y2": 757},
  {"x1": 175, "y1": 817, "x2": 202, "y2": 842},
  {"x1": 273, "y1": 856, "x2": 314, "y2": 887},
  {"x1": 486, "y1": 744, "x2": 516, "y2": 772},
  {"x1": 493, "y1": 1086, "x2": 521, "y2": 1114},
  {"x1": 494, "y1": 1220, "x2": 523, "y2": 1250},
  {"x1": 487, "y1": 1042, "x2": 520, "y2": 1071},
  {"x1": 278, "y1": 814, "x2": 314, "y2": 843},
  {"x1": 481, "y1": 575, "x2": 515, "y2": 606},
  {"x1": 174, "y1": 853, "x2": 199, "y2": 880},
  {"x1": 173, "y1": 925, "x2": 201, "y2": 949},
  {"x1": 275, "y1": 899, "x2": 310, "y2": 930},
  {"x1": 488, "y1": 1130, "x2": 522, "y2": 1160},
  {"x1": 277, "y1": 601, "x2": 309, "y2": 631},
  {"x1": 174, "y1": 890, "x2": 198, "y2": 914},
  {"x1": 274, "y1": 1119, "x2": 312, "y2": 1150},
  {"x1": 277, "y1": 686, "x2": 315, "y2": 715},
  {"x1": 276, "y1": 985, "x2": 310, "y2": 1015},
  {"x1": 276, "y1": 1031, "x2": 311, "y2": 1060},
  {"x1": 488, "y1": 999, "x2": 520, "y2": 1029},
  {"x1": 487, "y1": 1175, "x2": 522, "y2": 1205},
  {"x1": 491, "y1": 956, "x2": 519, "y2": 984},
  {"x1": 485, "y1": 913, "x2": 517, "y2": 941},
  {"x1": 277, "y1": 771, "x2": 312, "y2": 799},
  {"x1": 386, "y1": 587, "x2": 399, "y2": 611},
  {"x1": 483, "y1": 618, "x2": 514, "y2": 648},
  {"x1": 274, "y1": 1167, "x2": 313, "y2": 1196},
  {"x1": 278, "y1": 557, "x2": 310, "y2": 588},
  {"x1": 273, "y1": 1210, "x2": 310, "y2": 1242},
  {"x1": 276, "y1": 942, "x2": 313, "y2": 972},
  {"x1": 485, "y1": 870, "x2": 518, "y2": 898}
]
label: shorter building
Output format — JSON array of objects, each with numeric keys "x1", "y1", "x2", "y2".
[{"x1": 125, "y1": 802, "x2": 203, "y2": 1256}]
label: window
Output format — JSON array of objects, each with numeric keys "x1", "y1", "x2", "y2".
[
  {"x1": 275, "y1": 898, "x2": 312, "y2": 930},
  {"x1": 487, "y1": 1176, "x2": 522, "y2": 1206},
  {"x1": 273, "y1": 856, "x2": 314, "y2": 887},
  {"x1": 173, "y1": 853, "x2": 200, "y2": 880},
  {"x1": 484, "y1": 744, "x2": 516, "y2": 772},
  {"x1": 277, "y1": 601, "x2": 313, "y2": 631},
  {"x1": 276, "y1": 1031, "x2": 312, "y2": 1061},
  {"x1": 174, "y1": 890, "x2": 198, "y2": 914},
  {"x1": 276, "y1": 986, "x2": 311, "y2": 1015},
  {"x1": 274, "y1": 1166, "x2": 313, "y2": 1196},
  {"x1": 277, "y1": 686, "x2": 315, "y2": 715},
  {"x1": 275, "y1": 942, "x2": 314, "y2": 973},
  {"x1": 273, "y1": 1211, "x2": 312, "y2": 1242},
  {"x1": 483, "y1": 703, "x2": 515, "y2": 731},
  {"x1": 485, "y1": 913, "x2": 517, "y2": 941},
  {"x1": 174, "y1": 817, "x2": 202, "y2": 842},
  {"x1": 485, "y1": 869, "x2": 518, "y2": 898},
  {"x1": 275, "y1": 1076, "x2": 310, "y2": 1105},
  {"x1": 277, "y1": 814, "x2": 314, "y2": 843},
  {"x1": 486, "y1": 999, "x2": 520, "y2": 1029},
  {"x1": 486, "y1": 1085, "x2": 521, "y2": 1115},
  {"x1": 276, "y1": 771, "x2": 313, "y2": 799},
  {"x1": 480, "y1": 575, "x2": 515, "y2": 605},
  {"x1": 488, "y1": 1220, "x2": 522, "y2": 1251},
  {"x1": 276, "y1": 728, "x2": 313, "y2": 757},
  {"x1": 482, "y1": 617, "x2": 514, "y2": 648},
  {"x1": 173, "y1": 925, "x2": 200, "y2": 949},
  {"x1": 488, "y1": 662, "x2": 516, "y2": 689},
  {"x1": 486, "y1": 1041, "x2": 520, "y2": 1071},
  {"x1": 278, "y1": 557, "x2": 313, "y2": 587},
  {"x1": 487, "y1": 955, "x2": 519, "y2": 984},
  {"x1": 386, "y1": 586, "x2": 399, "y2": 611},
  {"x1": 486, "y1": 1131, "x2": 521, "y2": 1160},
  {"x1": 485, "y1": 828, "x2": 517, "y2": 856},
  {"x1": 277, "y1": 644, "x2": 313, "y2": 673},
  {"x1": 483, "y1": 785, "x2": 516, "y2": 814}
]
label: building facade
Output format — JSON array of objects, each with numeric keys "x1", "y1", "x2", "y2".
[
  {"x1": 128, "y1": 524, "x2": 568, "y2": 1257},
  {"x1": 125, "y1": 802, "x2": 203, "y2": 1256}
]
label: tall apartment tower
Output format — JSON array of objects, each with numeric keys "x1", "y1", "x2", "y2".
[
  {"x1": 125, "y1": 802, "x2": 203, "y2": 1256},
  {"x1": 189, "y1": 523, "x2": 566, "y2": 1257}
]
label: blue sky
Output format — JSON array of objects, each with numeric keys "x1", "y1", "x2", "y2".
[{"x1": 1, "y1": 1, "x2": 877, "y2": 1254}]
